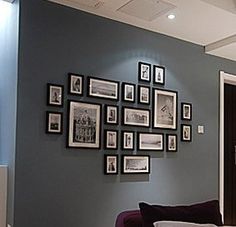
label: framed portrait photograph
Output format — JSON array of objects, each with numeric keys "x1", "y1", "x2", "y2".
[
  {"x1": 138, "y1": 62, "x2": 151, "y2": 82},
  {"x1": 153, "y1": 88, "x2": 177, "y2": 130},
  {"x1": 47, "y1": 83, "x2": 64, "y2": 107},
  {"x1": 68, "y1": 100, "x2": 101, "y2": 149},
  {"x1": 166, "y1": 134, "x2": 177, "y2": 152},
  {"x1": 88, "y1": 77, "x2": 119, "y2": 101},
  {"x1": 121, "y1": 155, "x2": 150, "y2": 174},
  {"x1": 122, "y1": 107, "x2": 150, "y2": 127},
  {"x1": 138, "y1": 85, "x2": 150, "y2": 105},
  {"x1": 181, "y1": 124, "x2": 192, "y2": 142},
  {"x1": 121, "y1": 131, "x2": 134, "y2": 150},
  {"x1": 138, "y1": 132, "x2": 164, "y2": 151},
  {"x1": 153, "y1": 65, "x2": 165, "y2": 85},
  {"x1": 181, "y1": 103, "x2": 192, "y2": 121},
  {"x1": 104, "y1": 155, "x2": 118, "y2": 175},
  {"x1": 122, "y1": 82, "x2": 135, "y2": 102},
  {"x1": 46, "y1": 111, "x2": 63, "y2": 134},
  {"x1": 104, "y1": 130, "x2": 118, "y2": 150},
  {"x1": 104, "y1": 105, "x2": 118, "y2": 125},
  {"x1": 68, "y1": 73, "x2": 83, "y2": 95}
]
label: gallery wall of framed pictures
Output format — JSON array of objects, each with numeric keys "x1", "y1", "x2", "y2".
[{"x1": 45, "y1": 63, "x2": 193, "y2": 175}]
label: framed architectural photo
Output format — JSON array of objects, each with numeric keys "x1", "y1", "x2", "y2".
[
  {"x1": 121, "y1": 155, "x2": 150, "y2": 174},
  {"x1": 138, "y1": 62, "x2": 151, "y2": 82},
  {"x1": 181, "y1": 103, "x2": 192, "y2": 121},
  {"x1": 104, "y1": 105, "x2": 118, "y2": 125},
  {"x1": 153, "y1": 88, "x2": 177, "y2": 130},
  {"x1": 122, "y1": 82, "x2": 135, "y2": 102},
  {"x1": 122, "y1": 107, "x2": 150, "y2": 127},
  {"x1": 104, "y1": 130, "x2": 118, "y2": 150},
  {"x1": 138, "y1": 85, "x2": 150, "y2": 105},
  {"x1": 153, "y1": 65, "x2": 165, "y2": 85},
  {"x1": 121, "y1": 131, "x2": 134, "y2": 150},
  {"x1": 68, "y1": 100, "x2": 101, "y2": 149},
  {"x1": 166, "y1": 134, "x2": 177, "y2": 152},
  {"x1": 181, "y1": 124, "x2": 192, "y2": 142},
  {"x1": 46, "y1": 111, "x2": 63, "y2": 134},
  {"x1": 87, "y1": 77, "x2": 119, "y2": 101},
  {"x1": 104, "y1": 155, "x2": 118, "y2": 175},
  {"x1": 138, "y1": 132, "x2": 164, "y2": 151},
  {"x1": 68, "y1": 73, "x2": 83, "y2": 95},
  {"x1": 47, "y1": 83, "x2": 64, "y2": 107}
]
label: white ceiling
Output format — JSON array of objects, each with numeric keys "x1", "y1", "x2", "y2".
[{"x1": 49, "y1": 0, "x2": 236, "y2": 61}]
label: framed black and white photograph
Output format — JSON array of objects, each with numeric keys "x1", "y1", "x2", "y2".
[
  {"x1": 121, "y1": 131, "x2": 134, "y2": 150},
  {"x1": 88, "y1": 77, "x2": 119, "y2": 101},
  {"x1": 123, "y1": 107, "x2": 150, "y2": 127},
  {"x1": 68, "y1": 73, "x2": 83, "y2": 95},
  {"x1": 138, "y1": 85, "x2": 150, "y2": 105},
  {"x1": 68, "y1": 101, "x2": 101, "y2": 149},
  {"x1": 47, "y1": 83, "x2": 64, "y2": 107},
  {"x1": 46, "y1": 111, "x2": 63, "y2": 134},
  {"x1": 166, "y1": 134, "x2": 177, "y2": 152},
  {"x1": 104, "y1": 130, "x2": 118, "y2": 150},
  {"x1": 181, "y1": 124, "x2": 192, "y2": 142},
  {"x1": 138, "y1": 132, "x2": 164, "y2": 151},
  {"x1": 121, "y1": 155, "x2": 150, "y2": 174},
  {"x1": 104, "y1": 105, "x2": 118, "y2": 125},
  {"x1": 153, "y1": 88, "x2": 177, "y2": 130},
  {"x1": 104, "y1": 155, "x2": 118, "y2": 175},
  {"x1": 122, "y1": 82, "x2": 135, "y2": 102},
  {"x1": 153, "y1": 65, "x2": 165, "y2": 85},
  {"x1": 181, "y1": 103, "x2": 192, "y2": 121},
  {"x1": 138, "y1": 62, "x2": 151, "y2": 82}
]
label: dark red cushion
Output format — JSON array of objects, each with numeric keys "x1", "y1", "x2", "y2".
[
  {"x1": 115, "y1": 210, "x2": 142, "y2": 227},
  {"x1": 139, "y1": 200, "x2": 223, "y2": 227}
]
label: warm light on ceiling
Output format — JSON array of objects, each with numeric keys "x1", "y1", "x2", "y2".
[{"x1": 167, "y1": 14, "x2": 175, "y2": 20}]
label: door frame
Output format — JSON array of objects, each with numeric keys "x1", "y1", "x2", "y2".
[{"x1": 220, "y1": 70, "x2": 236, "y2": 220}]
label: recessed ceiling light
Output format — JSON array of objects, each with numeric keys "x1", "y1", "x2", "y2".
[{"x1": 167, "y1": 14, "x2": 175, "y2": 20}]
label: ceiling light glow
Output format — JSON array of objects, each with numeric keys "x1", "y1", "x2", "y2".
[{"x1": 167, "y1": 14, "x2": 175, "y2": 20}]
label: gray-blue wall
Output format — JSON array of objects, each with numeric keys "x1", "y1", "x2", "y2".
[
  {"x1": 0, "y1": 0, "x2": 19, "y2": 225},
  {"x1": 15, "y1": 0, "x2": 236, "y2": 227}
]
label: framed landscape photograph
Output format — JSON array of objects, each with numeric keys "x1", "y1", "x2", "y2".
[
  {"x1": 104, "y1": 130, "x2": 118, "y2": 150},
  {"x1": 153, "y1": 88, "x2": 177, "y2": 130},
  {"x1": 46, "y1": 111, "x2": 63, "y2": 134},
  {"x1": 181, "y1": 124, "x2": 192, "y2": 142},
  {"x1": 153, "y1": 65, "x2": 165, "y2": 85},
  {"x1": 181, "y1": 103, "x2": 192, "y2": 121},
  {"x1": 104, "y1": 155, "x2": 118, "y2": 175},
  {"x1": 138, "y1": 85, "x2": 150, "y2": 105},
  {"x1": 121, "y1": 155, "x2": 150, "y2": 174},
  {"x1": 166, "y1": 134, "x2": 177, "y2": 152},
  {"x1": 122, "y1": 82, "x2": 135, "y2": 102},
  {"x1": 138, "y1": 62, "x2": 151, "y2": 82},
  {"x1": 138, "y1": 132, "x2": 164, "y2": 151},
  {"x1": 104, "y1": 105, "x2": 118, "y2": 125},
  {"x1": 68, "y1": 100, "x2": 101, "y2": 149},
  {"x1": 68, "y1": 73, "x2": 83, "y2": 95},
  {"x1": 121, "y1": 131, "x2": 134, "y2": 150},
  {"x1": 88, "y1": 77, "x2": 119, "y2": 101},
  {"x1": 122, "y1": 107, "x2": 150, "y2": 127},
  {"x1": 47, "y1": 83, "x2": 64, "y2": 107}
]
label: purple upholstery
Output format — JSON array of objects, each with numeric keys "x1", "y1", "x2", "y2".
[{"x1": 115, "y1": 210, "x2": 142, "y2": 227}]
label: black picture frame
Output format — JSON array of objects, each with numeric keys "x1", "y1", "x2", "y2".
[
  {"x1": 47, "y1": 83, "x2": 64, "y2": 107},
  {"x1": 121, "y1": 155, "x2": 150, "y2": 174},
  {"x1": 138, "y1": 85, "x2": 150, "y2": 105},
  {"x1": 181, "y1": 124, "x2": 192, "y2": 142},
  {"x1": 137, "y1": 132, "x2": 164, "y2": 151},
  {"x1": 87, "y1": 76, "x2": 119, "y2": 101},
  {"x1": 138, "y1": 62, "x2": 151, "y2": 83},
  {"x1": 104, "y1": 105, "x2": 119, "y2": 125},
  {"x1": 68, "y1": 73, "x2": 84, "y2": 96},
  {"x1": 46, "y1": 111, "x2": 63, "y2": 134},
  {"x1": 121, "y1": 131, "x2": 135, "y2": 150},
  {"x1": 181, "y1": 103, "x2": 192, "y2": 121},
  {"x1": 166, "y1": 134, "x2": 177, "y2": 152},
  {"x1": 122, "y1": 82, "x2": 135, "y2": 103},
  {"x1": 104, "y1": 155, "x2": 118, "y2": 175},
  {"x1": 67, "y1": 100, "x2": 101, "y2": 149},
  {"x1": 153, "y1": 65, "x2": 165, "y2": 85},
  {"x1": 104, "y1": 129, "x2": 118, "y2": 150}
]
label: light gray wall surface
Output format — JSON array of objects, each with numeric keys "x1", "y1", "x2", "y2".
[{"x1": 15, "y1": 0, "x2": 236, "y2": 227}]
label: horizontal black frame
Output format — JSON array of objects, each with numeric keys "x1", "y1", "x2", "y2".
[{"x1": 137, "y1": 132, "x2": 164, "y2": 151}]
